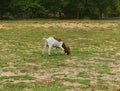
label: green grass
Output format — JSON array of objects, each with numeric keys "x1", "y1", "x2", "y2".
[
  {"x1": 0, "y1": 19, "x2": 120, "y2": 91},
  {"x1": 77, "y1": 71, "x2": 90, "y2": 78},
  {"x1": 32, "y1": 82, "x2": 67, "y2": 91},
  {"x1": 1, "y1": 82, "x2": 29, "y2": 91}
]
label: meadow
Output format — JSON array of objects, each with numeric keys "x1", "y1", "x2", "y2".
[{"x1": 0, "y1": 19, "x2": 120, "y2": 91}]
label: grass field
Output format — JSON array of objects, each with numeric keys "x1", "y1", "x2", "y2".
[{"x1": 0, "y1": 19, "x2": 120, "y2": 91}]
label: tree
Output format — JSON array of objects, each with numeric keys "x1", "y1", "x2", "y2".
[
  {"x1": 0, "y1": 0, "x2": 11, "y2": 19},
  {"x1": 0, "y1": 0, "x2": 120, "y2": 19},
  {"x1": 9, "y1": 0, "x2": 46, "y2": 18},
  {"x1": 91, "y1": 0, "x2": 120, "y2": 18},
  {"x1": 62, "y1": 0, "x2": 85, "y2": 18}
]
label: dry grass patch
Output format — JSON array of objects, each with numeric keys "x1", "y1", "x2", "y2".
[
  {"x1": 30, "y1": 23, "x2": 118, "y2": 29},
  {"x1": 0, "y1": 22, "x2": 118, "y2": 29},
  {"x1": 0, "y1": 24, "x2": 12, "y2": 29}
]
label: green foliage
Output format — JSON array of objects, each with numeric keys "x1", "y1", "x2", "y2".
[
  {"x1": 9, "y1": 0, "x2": 46, "y2": 18},
  {"x1": 0, "y1": 0, "x2": 119, "y2": 19}
]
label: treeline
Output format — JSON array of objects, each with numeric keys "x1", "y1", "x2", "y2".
[{"x1": 0, "y1": 0, "x2": 120, "y2": 19}]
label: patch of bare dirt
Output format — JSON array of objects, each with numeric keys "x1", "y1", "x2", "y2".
[
  {"x1": 0, "y1": 72, "x2": 26, "y2": 76},
  {"x1": 13, "y1": 80, "x2": 36, "y2": 84},
  {"x1": 116, "y1": 52, "x2": 120, "y2": 56},
  {"x1": 109, "y1": 62, "x2": 120, "y2": 74},
  {"x1": 32, "y1": 73, "x2": 54, "y2": 83},
  {"x1": 65, "y1": 56, "x2": 78, "y2": 64},
  {"x1": 63, "y1": 81, "x2": 80, "y2": 87}
]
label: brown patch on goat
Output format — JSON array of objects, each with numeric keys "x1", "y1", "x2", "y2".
[{"x1": 53, "y1": 37, "x2": 70, "y2": 55}]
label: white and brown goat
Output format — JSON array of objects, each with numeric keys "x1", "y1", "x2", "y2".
[{"x1": 42, "y1": 37, "x2": 70, "y2": 55}]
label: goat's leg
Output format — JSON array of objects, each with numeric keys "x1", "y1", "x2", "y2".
[
  {"x1": 59, "y1": 42, "x2": 64, "y2": 54},
  {"x1": 42, "y1": 42, "x2": 47, "y2": 55},
  {"x1": 48, "y1": 45, "x2": 52, "y2": 55},
  {"x1": 54, "y1": 47, "x2": 59, "y2": 55},
  {"x1": 59, "y1": 46, "x2": 64, "y2": 54}
]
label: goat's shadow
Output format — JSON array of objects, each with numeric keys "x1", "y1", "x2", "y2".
[
  {"x1": 41, "y1": 53, "x2": 70, "y2": 57},
  {"x1": 41, "y1": 53, "x2": 66, "y2": 57}
]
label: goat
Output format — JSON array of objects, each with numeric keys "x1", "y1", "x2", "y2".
[{"x1": 42, "y1": 37, "x2": 70, "y2": 55}]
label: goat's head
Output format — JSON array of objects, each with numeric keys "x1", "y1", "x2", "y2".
[{"x1": 64, "y1": 46, "x2": 70, "y2": 55}]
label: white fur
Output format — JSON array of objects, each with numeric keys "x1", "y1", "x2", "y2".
[{"x1": 42, "y1": 37, "x2": 64, "y2": 55}]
